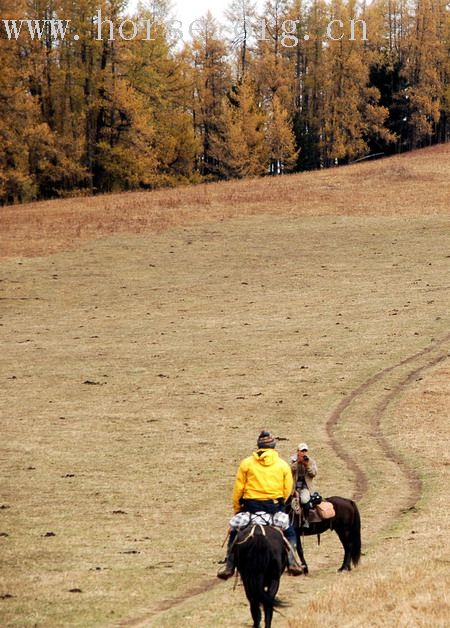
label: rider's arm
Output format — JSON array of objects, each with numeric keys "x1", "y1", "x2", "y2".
[
  {"x1": 283, "y1": 464, "x2": 294, "y2": 501},
  {"x1": 305, "y1": 459, "x2": 318, "y2": 478},
  {"x1": 232, "y1": 460, "x2": 248, "y2": 513}
]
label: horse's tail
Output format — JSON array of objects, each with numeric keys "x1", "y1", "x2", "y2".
[
  {"x1": 245, "y1": 573, "x2": 284, "y2": 610},
  {"x1": 350, "y1": 501, "x2": 362, "y2": 567},
  {"x1": 239, "y1": 532, "x2": 284, "y2": 609}
]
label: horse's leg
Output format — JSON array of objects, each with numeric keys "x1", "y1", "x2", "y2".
[
  {"x1": 264, "y1": 578, "x2": 280, "y2": 628},
  {"x1": 335, "y1": 527, "x2": 352, "y2": 572},
  {"x1": 296, "y1": 528, "x2": 308, "y2": 574},
  {"x1": 250, "y1": 598, "x2": 262, "y2": 628},
  {"x1": 242, "y1": 578, "x2": 262, "y2": 628},
  {"x1": 263, "y1": 597, "x2": 273, "y2": 628}
]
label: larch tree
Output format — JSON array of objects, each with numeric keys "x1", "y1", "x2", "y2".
[
  {"x1": 0, "y1": 0, "x2": 38, "y2": 203},
  {"x1": 209, "y1": 77, "x2": 269, "y2": 178},
  {"x1": 190, "y1": 12, "x2": 231, "y2": 176},
  {"x1": 320, "y1": 0, "x2": 394, "y2": 165},
  {"x1": 267, "y1": 94, "x2": 298, "y2": 173},
  {"x1": 291, "y1": 0, "x2": 329, "y2": 169},
  {"x1": 441, "y1": 3, "x2": 450, "y2": 142},
  {"x1": 225, "y1": 0, "x2": 257, "y2": 82},
  {"x1": 403, "y1": 0, "x2": 449, "y2": 148},
  {"x1": 252, "y1": 0, "x2": 295, "y2": 112}
]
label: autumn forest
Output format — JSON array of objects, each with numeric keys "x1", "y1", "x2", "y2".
[{"x1": 0, "y1": 0, "x2": 449, "y2": 205}]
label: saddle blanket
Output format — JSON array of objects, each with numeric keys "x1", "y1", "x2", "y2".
[{"x1": 229, "y1": 510, "x2": 290, "y2": 531}]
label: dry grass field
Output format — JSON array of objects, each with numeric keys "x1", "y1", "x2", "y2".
[
  {"x1": 1, "y1": 144, "x2": 449, "y2": 259},
  {"x1": 1, "y1": 144, "x2": 450, "y2": 627}
]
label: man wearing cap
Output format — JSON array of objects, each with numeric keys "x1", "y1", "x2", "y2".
[
  {"x1": 217, "y1": 430, "x2": 303, "y2": 579},
  {"x1": 290, "y1": 442, "x2": 318, "y2": 528}
]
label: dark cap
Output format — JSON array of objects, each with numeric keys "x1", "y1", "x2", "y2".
[{"x1": 257, "y1": 430, "x2": 276, "y2": 449}]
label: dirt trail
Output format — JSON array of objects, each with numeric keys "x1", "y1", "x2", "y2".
[
  {"x1": 118, "y1": 333, "x2": 450, "y2": 627},
  {"x1": 118, "y1": 580, "x2": 221, "y2": 627},
  {"x1": 326, "y1": 332, "x2": 450, "y2": 502},
  {"x1": 368, "y1": 351, "x2": 449, "y2": 509}
]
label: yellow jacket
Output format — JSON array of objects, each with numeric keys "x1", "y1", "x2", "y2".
[{"x1": 232, "y1": 449, "x2": 293, "y2": 513}]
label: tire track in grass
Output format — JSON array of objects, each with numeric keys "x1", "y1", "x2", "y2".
[
  {"x1": 368, "y1": 351, "x2": 450, "y2": 510},
  {"x1": 326, "y1": 332, "x2": 450, "y2": 502},
  {"x1": 118, "y1": 579, "x2": 221, "y2": 627},
  {"x1": 119, "y1": 333, "x2": 450, "y2": 627}
]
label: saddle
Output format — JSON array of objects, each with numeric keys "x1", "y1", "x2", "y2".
[
  {"x1": 305, "y1": 508, "x2": 323, "y2": 524},
  {"x1": 291, "y1": 492, "x2": 336, "y2": 523}
]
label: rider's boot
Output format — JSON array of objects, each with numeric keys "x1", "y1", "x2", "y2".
[
  {"x1": 302, "y1": 502, "x2": 310, "y2": 528},
  {"x1": 217, "y1": 550, "x2": 235, "y2": 580},
  {"x1": 217, "y1": 531, "x2": 236, "y2": 580},
  {"x1": 287, "y1": 543, "x2": 304, "y2": 576}
]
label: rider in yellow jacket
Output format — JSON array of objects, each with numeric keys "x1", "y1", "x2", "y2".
[
  {"x1": 232, "y1": 448, "x2": 293, "y2": 513},
  {"x1": 217, "y1": 431, "x2": 303, "y2": 579}
]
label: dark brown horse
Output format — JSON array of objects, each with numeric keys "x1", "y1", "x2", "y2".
[
  {"x1": 234, "y1": 524, "x2": 288, "y2": 628},
  {"x1": 290, "y1": 496, "x2": 361, "y2": 574}
]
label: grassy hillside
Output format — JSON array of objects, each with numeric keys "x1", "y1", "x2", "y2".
[
  {"x1": 1, "y1": 146, "x2": 449, "y2": 627},
  {"x1": 1, "y1": 144, "x2": 449, "y2": 259}
]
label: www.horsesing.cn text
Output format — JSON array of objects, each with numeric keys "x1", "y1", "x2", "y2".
[{"x1": 1, "y1": 10, "x2": 368, "y2": 45}]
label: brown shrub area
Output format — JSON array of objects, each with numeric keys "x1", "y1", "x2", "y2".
[{"x1": 1, "y1": 144, "x2": 449, "y2": 259}]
